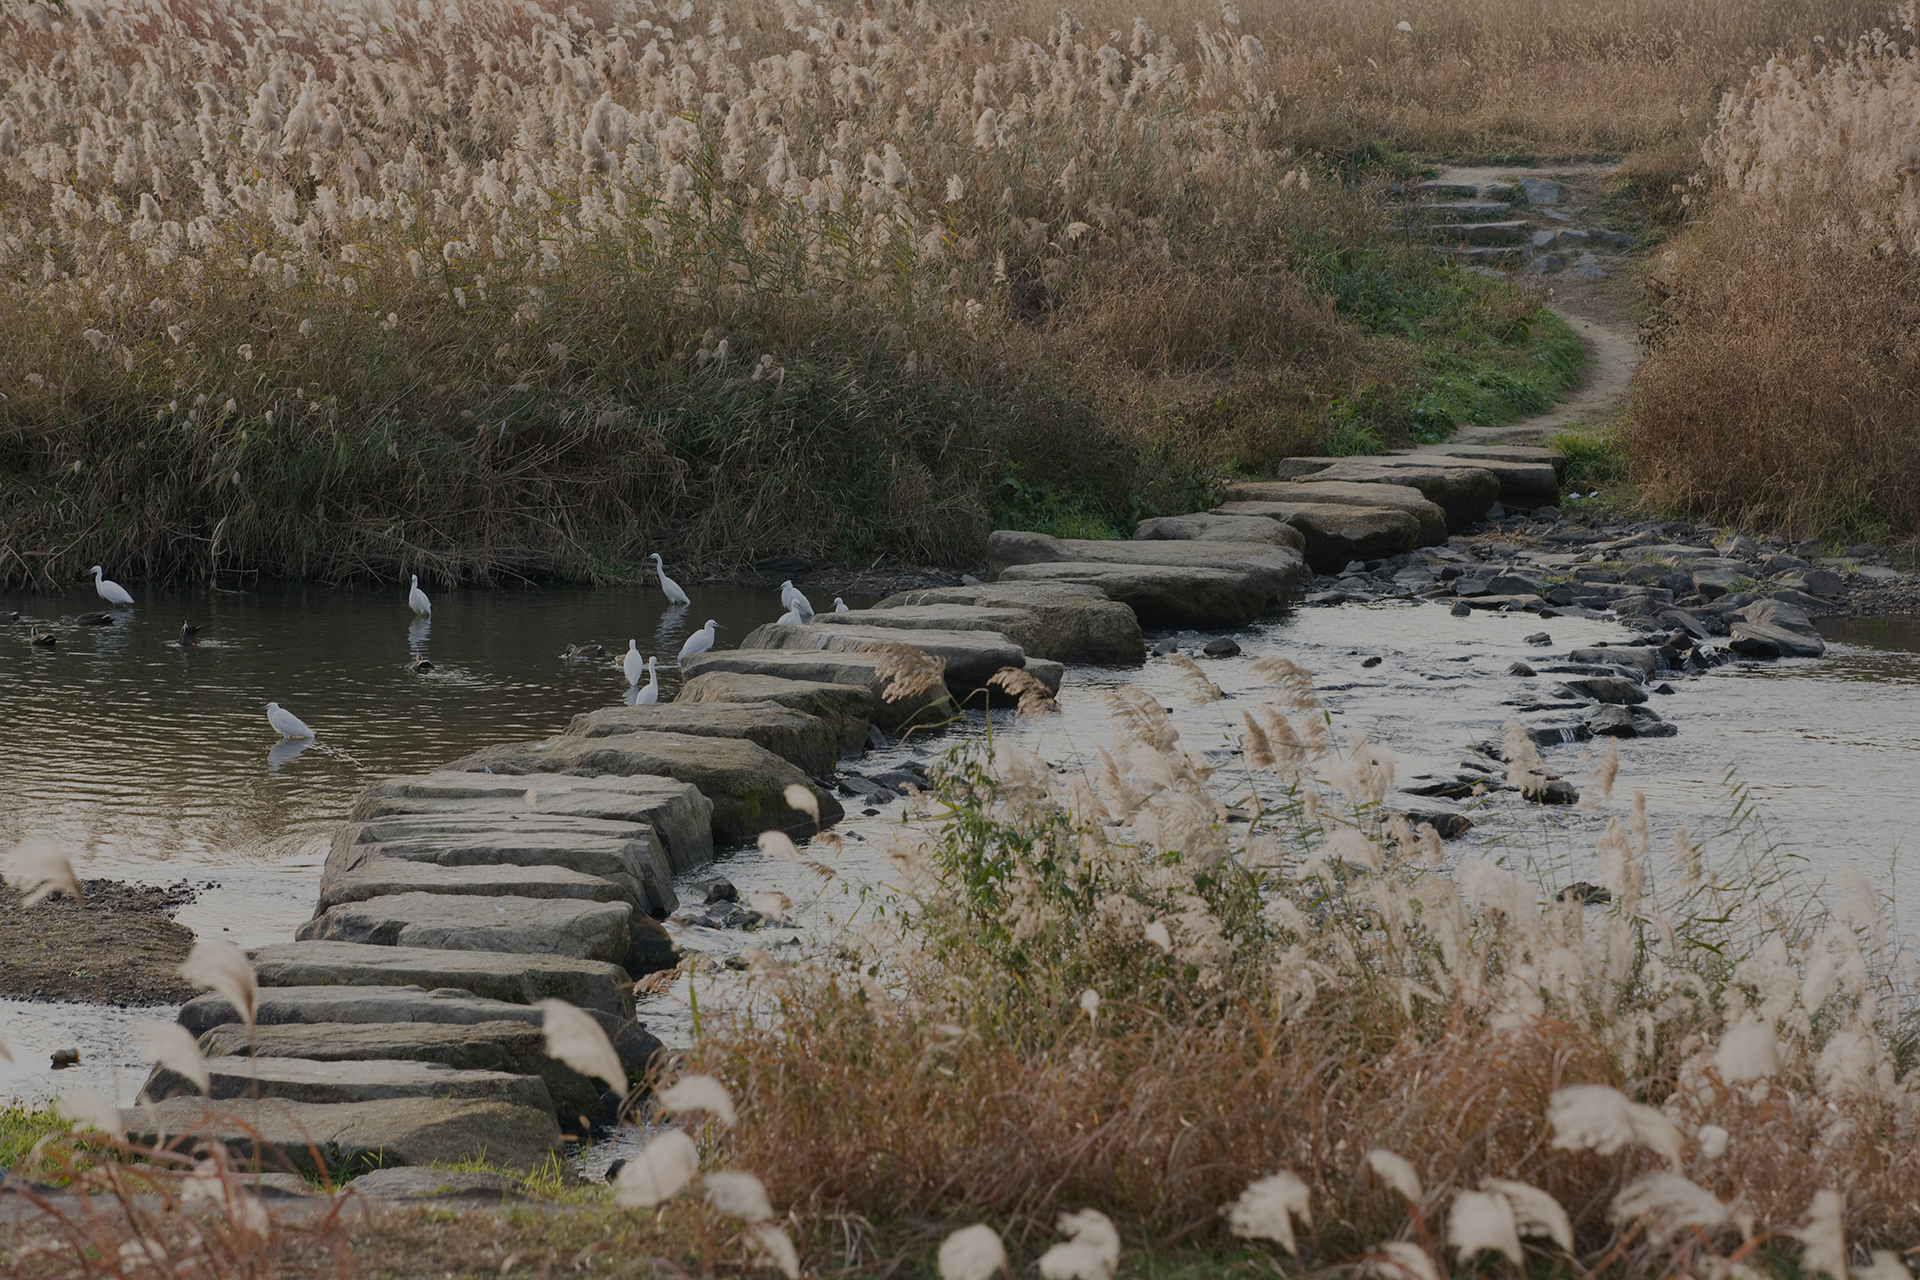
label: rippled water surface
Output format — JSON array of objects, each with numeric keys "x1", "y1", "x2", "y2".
[{"x1": 4, "y1": 581, "x2": 1919, "y2": 1110}]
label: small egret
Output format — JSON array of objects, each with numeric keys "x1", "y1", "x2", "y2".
[
  {"x1": 561, "y1": 643, "x2": 607, "y2": 660},
  {"x1": 179, "y1": 622, "x2": 201, "y2": 647},
  {"x1": 776, "y1": 610, "x2": 801, "y2": 624},
  {"x1": 262, "y1": 701, "x2": 314, "y2": 739},
  {"x1": 90, "y1": 566, "x2": 134, "y2": 607},
  {"x1": 649, "y1": 553, "x2": 690, "y2": 607},
  {"x1": 779, "y1": 580, "x2": 815, "y2": 622},
  {"x1": 834, "y1": 597, "x2": 849, "y2": 613},
  {"x1": 637, "y1": 657, "x2": 659, "y2": 704},
  {"x1": 678, "y1": 619, "x2": 723, "y2": 661},
  {"x1": 408, "y1": 574, "x2": 432, "y2": 616},
  {"x1": 623, "y1": 639, "x2": 645, "y2": 686},
  {"x1": 410, "y1": 657, "x2": 435, "y2": 673}
]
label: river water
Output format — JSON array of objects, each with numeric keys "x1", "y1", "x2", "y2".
[{"x1": 3, "y1": 579, "x2": 1916, "y2": 1117}]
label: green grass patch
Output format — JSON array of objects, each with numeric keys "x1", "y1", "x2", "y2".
[
  {"x1": 0, "y1": 1101, "x2": 65, "y2": 1171},
  {"x1": 1548, "y1": 421, "x2": 1630, "y2": 492}
]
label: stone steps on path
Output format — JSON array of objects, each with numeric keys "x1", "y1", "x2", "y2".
[{"x1": 249, "y1": 941, "x2": 636, "y2": 1018}]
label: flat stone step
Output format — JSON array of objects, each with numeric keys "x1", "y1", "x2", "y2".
[
  {"x1": 1426, "y1": 444, "x2": 1568, "y2": 479},
  {"x1": 1413, "y1": 200, "x2": 1515, "y2": 221},
  {"x1": 738, "y1": 622, "x2": 1029, "y2": 692},
  {"x1": 1415, "y1": 180, "x2": 1480, "y2": 198},
  {"x1": 326, "y1": 814, "x2": 676, "y2": 917},
  {"x1": 446, "y1": 732, "x2": 841, "y2": 841},
  {"x1": 123, "y1": 1095, "x2": 562, "y2": 1177},
  {"x1": 1270, "y1": 461, "x2": 1502, "y2": 531},
  {"x1": 869, "y1": 583, "x2": 1145, "y2": 665},
  {"x1": 1207, "y1": 502, "x2": 1421, "y2": 573},
  {"x1": 295, "y1": 893, "x2": 633, "y2": 964},
  {"x1": 678, "y1": 649, "x2": 957, "y2": 732},
  {"x1": 1434, "y1": 245, "x2": 1527, "y2": 262},
  {"x1": 985, "y1": 531, "x2": 1306, "y2": 605},
  {"x1": 567, "y1": 702, "x2": 841, "y2": 775},
  {"x1": 350, "y1": 772, "x2": 713, "y2": 875},
  {"x1": 142, "y1": 1055, "x2": 556, "y2": 1115},
  {"x1": 1131, "y1": 512, "x2": 1298, "y2": 546},
  {"x1": 672, "y1": 672, "x2": 876, "y2": 749},
  {"x1": 181, "y1": 982, "x2": 564, "y2": 1039},
  {"x1": 196, "y1": 1019, "x2": 624, "y2": 1122},
  {"x1": 1428, "y1": 220, "x2": 1530, "y2": 245},
  {"x1": 248, "y1": 941, "x2": 635, "y2": 1019},
  {"x1": 318, "y1": 854, "x2": 637, "y2": 915},
  {"x1": 1221, "y1": 480, "x2": 1448, "y2": 545},
  {"x1": 992, "y1": 562, "x2": 1278, "y2": 629},
  {"x1": 807, "y1": 603, "x2": 1106, "y2": 673}
]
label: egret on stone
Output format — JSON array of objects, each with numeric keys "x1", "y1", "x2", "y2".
[
  {"x1": 649, "y1": 553, "x2": 690, "y2": 607},
  {"x1": 90, "y1": 566, "x2": 134, "y2": 607},
  {"x1": 779, "y1": 580, "x2": 814, "y2": 622},
  {"x1": 678, "y1": 619, "x2": 723, "y2": 661},
  {"x1": 408, "y1": 574, "x2": 432, "y2": 616},
  {"x1": 624, "y1": 639, "x2": 645, "y2": 686},
  {"x1": 636, "y1": 657, "x2": 659, "y2": 704},
  {"x1": 834, "y1": 597, "x2": 849, "y2": 613},
  {"x1": 262, "y1": 701, "x2": 314, "y2": 739},
  {"x1": 776, "y1": 610, "x2": 801, "y2": 624}
]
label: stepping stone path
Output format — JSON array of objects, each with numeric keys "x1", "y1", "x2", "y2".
[{"x1": 1394, "y1": 168, "x2": 1636, "y2": 279}]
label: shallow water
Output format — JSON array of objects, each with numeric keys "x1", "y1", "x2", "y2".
[{"x1": 3, "y1": 581, "x2": 1917, "y2": 1111}]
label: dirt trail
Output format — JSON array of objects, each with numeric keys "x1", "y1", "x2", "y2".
[{"x1": 1399, "y1": 162, "x2": 1644, "y2": 449}]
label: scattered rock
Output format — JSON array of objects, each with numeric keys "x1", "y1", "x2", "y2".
[
  {"x1": 1531, "y1": 779, "x2": 1580, "y2": 805},
  {"x1": 1556, "y1": 882, "x2": 1612, "y2": 904},
  {"x1": 1449, "y1": 601, "x2": 1471, "y2": 617},
  {"x1": 1361, "y1": 655, "x2": 1384, "y2": 669},
  {"x1": 1524, "y1": 632, "x2": 1552, "y2": 646},
  {"x1": 1508, "y1": 662, "x2": 1536, "y2": 677},
  {"x1": 1151, "y1": 637, "x2": 1180, "y2": 656},
  {"x1": 1563, "y1": 676, "x2": 1649, "y2": 705},
  {"x1": 1202, "y1": 636, "x2": 1242, "y2": 657}
]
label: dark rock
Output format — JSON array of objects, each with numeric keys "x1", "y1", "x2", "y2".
[
  {"x1": 1361, "y1": 656, "x2": 1383, "y2": 668},
  {"x1": 627, "y1": 916, "x2": 679, "y2": 976},
  {"x1": 1152, "y1": 637, "x2": 1181, "y2": 656},
  {"x1": 1556, "y1": 882, "x2": 1613, "y2": 904},
  {"x1": 1528, "y1": 724, "x2": 1592, "y2": 748},
  {"x1": 838, "y1": 775, "x2": 897, "y2": 803},
  {"x1": 1546, "y1": 586, "x2": 1576, "y2": 606},
  {"x1": 1454, "y1": 579, "x2": 1490, "y2": 597},
  {"x1": 1532, "y1": 506, "x2": 1562, "y2": 521},
  {"x1": 1203, "y1": 636, "x2": 1242, "y2": 658},
  {"x1": 1532, "y1": 779, "x2": 1580, "y2": 805},
  {"x1": 867, "y1": 723, "x2": 889, "y2": 750},
  {"x1": 1450, "y1": 601, "x2": 1472, "y2": 617},
  {"x1": 1524, "y1": 632, "x2": 1552, "y2": 647},
  {"x1": 703, "y1": 878, "x2": 738, "y2": 903},
  {"x1": 1653, "y1": 683, "x2": 1676, "y2": 695},
  {"x1": 1401, "y1": 811, "x2": 1473, "y2": 840},
  {"x1": 1508, "y1": 662, "x2": 1536, "y2": 677},
  {"x1": 1564, "y1": 677, "x2": 1649, "y2": 705}
]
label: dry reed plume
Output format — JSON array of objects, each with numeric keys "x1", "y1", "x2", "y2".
[
  {"x1": 690, "y1": 662, "x2": 1920, "y2": 1275},
  {"x1": 1624, "y1": 6, "x2": 1920, "y2": 545}
]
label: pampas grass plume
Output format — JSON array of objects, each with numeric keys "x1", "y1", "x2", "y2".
[
  {"x1": 751, "y1": 1224, "x2": 801, "y2": 1279},
  {"x1": 177, "y1": 937, "x2": 257, "y2": 1029},
  {"x1": 704, "y1": 1170, "x2": 775, "y2": 1222},
  {"x1": 939, "y1": 1224, "x2": 1008, "y2": 1280},
  {"x1": 1547, "y1": 1084, "x2": 1683, "y2": 1167},
  {"x1": 612, "y1": 1129, "x2": 699, "y2": 1207},
  {"x1": 1039, "y1": 1209, "x2": 1120, "y2": 1280},
  {"x1": 758, "y1": 830, "x2": 800, "y2": 860},
  {"x1": 1226, "y1": 1170, "x2": 1312, "y2": 1254},
  {"x1": 537, "y1": 999, "x2": 625, "y2": 1092},
  {"x1": 59, "y1": 1086, "x2": 124, "y2": 1137},
  {"x1": 1368, "y1": 1241, "x2": 1441, "y2": 1280},
  {"x1": 144, "y1": 1020, "x2": 210, "y2": 1095},
  {"x1": 1448, "y1": 1189, "x2": 1522, "y2": 1266},
  {"x1": 782, "y1": 783, "x2": 820, "y2": 825},
  {"x1": 1610, "y1": 1172, "x2": 1730, "y2": 1238},
  {"x1": 1794, "y1": 1189, "x2": 1848, "y2": 1279},
  {"x1": 1715, "y1": 1021, "x2": 1781, "y2": 1082},
  {"x1": 1364, "y1": 1149, "x2": 1422, "y2": 1204},
  {"x1": 1482, "y1": 1179, "x2": 1573, "y2": 1252},
  {"x1": 657, "y1": 1073, "x2": 738, "y2": 1126},
  {"x1": 4, "y1": 838, "x2": 83, "y2": 906},
  {"x1": 1857, "y1": 1253, "x2": 1913, "y2": 1280}
]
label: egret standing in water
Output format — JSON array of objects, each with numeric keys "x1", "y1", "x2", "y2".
[
  {"x1": 779, "y1": 580, "x2": 814, "y2": 622},
  {"x1": 636, "y1": 657, "x2": 659, "y2": 704},
  {"x1": 649, "y1": 553, "x2": 690, "y2": 607},
  {"x1": 91, "y1": 566, "x2": 134, "y2": 607},
  {"x1": 623, "y1": 639, "x2": 645, "y2": 686},
  {"x1": 408, "y1": 574, "x2": 432, "y2": 616},
  {"x1": 262, "y1": 702, "x2": 314, "y2": 739},
  {"x1": 678, "y1": 619, "x2": 723, "y2": 661},
  {"x1": 834, "y1": 597, "x2": 849, "y2": 613}
]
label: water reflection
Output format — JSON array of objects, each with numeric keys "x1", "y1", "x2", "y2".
[{"x1": 266, "y1": 737, "x2": 318, "y2": 773}]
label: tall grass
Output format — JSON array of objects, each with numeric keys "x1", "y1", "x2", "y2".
[
  {"x1": 1623, "y1": 8, "x2": 1920, "y2": 546},
  {"x1": 693, "y1": 668, "x2": 1920, "y2": 1269}
]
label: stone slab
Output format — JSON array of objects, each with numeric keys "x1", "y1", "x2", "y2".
[
  {"x1": 348, "y1": 1167, "x2": 529, "y2": 1199},
  {"x1": 1132, "y1": 512, "x2": 1300, "y2": 546},
  {"x1": 566, "y1": 702, "x2": 839, "y2": 775},
  {"x1": 737, "y1": 622, "x2": 1028, "y2": 692},
  {"x1": 1434, "y1": 445, "x2": 1568, "y2": 479},
  {"x1": 294, "y1": 893, "x2": 633, "y2": 963},
  {"x1": 248, "y1": 941, "x2": 634, "y2": 1019},
  {"x1": 678, "y1": 649, "x2": 958, "y2": 732},
  {"x1": 994, "y1": 562, "x2": 1278, "y2": 629},
  {"x1": 123, "y1": 1096, "x2": 562, "y2": 1176},
  {"x1": 196, "y1": 1020, "x2": 611, "y2": 1122},
  {"x1": 871, "y1": 583, "x2": 1145, "y2": 664},
  {"x1": 985, "y1": 531, "x2": 1306, "y2": 604},
  {"x1": 351, "y1": 773, "x2": 713, "y2": 875},
  {"x1": 318, "y1": 853, "x2": 637, "y2": 915},
  {"x1": 141, "y1": 1055, "x2": 556, "y2": 1116},
  {"x1": 1270, "y1": 460, "x2": 1502, "y2": 530},
  {"x1": 1220, "y1": 480, "x2": 1449, "y2": 545},
  {"x1": 801, "y1": 604, "x2": 1090, "y2": 675},
  {"x1": 180, "y1": 983, "x2": 556, "y2": 1039},
  {"x1": 447, "y1": 732, "x2": 842, "y2": 841},
  {"x1": 328, "y1": 815, "x2": 676, "y2": 917},
  {"x1": 672, "y1": 673, "x2": 873, "y2": 752},
  {"x1": 1210, "y1": 501, "x2": 1421, "y2": 572}
]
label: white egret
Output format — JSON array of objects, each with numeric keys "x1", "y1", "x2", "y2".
[
  {"x1": 649, "y1": 553, "x2": 690, "y2": 607},
  {"x1": 776, "y1": 610, "x2": 801, "y2": 624},
  {"x1": 262, "y1": 702, "x2": 314, "y2": 739},
  {"x1": 408, "y1": 574, "x2": 432, "y2": 616},
  {"x1": 90, "y1": 566, "x2": 134, "y2": 607},
  {"x1": 779, "y1": 580, "x2": 814, "y2": 622},
  {"x1": 834, "y1": 597, "x2": 849, "y2": 613},
  {"x1": 623, "y1": 639, "x2": 645, "y2": 686},
  {"x1": 678, "y1": 619, "x2": 723, "y2": 661},
  {"x1": 637, "y1": 657, "x2": 659, "y2": 704}
]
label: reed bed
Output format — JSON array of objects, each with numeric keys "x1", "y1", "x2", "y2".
[{"x1": 1624, "y1": 8, "x2": 1920, "y2": 546}]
